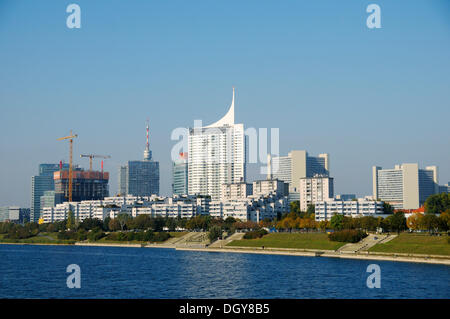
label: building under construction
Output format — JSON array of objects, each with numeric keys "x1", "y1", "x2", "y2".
[{"x1": 54, "y1": 170, "x2": 109, "y2": 202}]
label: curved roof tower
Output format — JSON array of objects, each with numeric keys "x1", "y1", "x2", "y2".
[{"x1": 206, "y1": 87, "x2": 235, "y2": 128}]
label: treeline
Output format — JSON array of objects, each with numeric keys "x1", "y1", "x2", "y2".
[
  {"x1": 0, "y1": 222, "x2": 41, "y2": 240},
  {"x1": 269, "y1": 201, "x2": 450, "y2": 234},
  {"x1": 407, "y1": 211, "x2": 450, "y2": 233},
  {"x1": 0, "y1": 213, "x2": 264, "y2": 243}
]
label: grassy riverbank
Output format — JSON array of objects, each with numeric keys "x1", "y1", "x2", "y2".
[
  {"x1": 227, "y1": 233, "x2": 345, "y2": 251},
  {"x1": 0, "y1": 233, "x2": 76, "y2": 245},
  {"x1": 0, "y1": 231, "x2": 187, "y2": 246},
  {"x1": 369, "y1": 233, "x2": 450, "y2": 256}
]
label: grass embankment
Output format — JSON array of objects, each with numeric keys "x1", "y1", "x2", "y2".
[
  {"x1": 0, "y1": 231, "x2": 187, "y2": 245},
  {"x1": 0, "y1": 232, "x2": 75, "y2": 245},
  {"x1": 227, "y1": 233, "x2": 345, "y2": 251},
  {"x1": 97, "y1": 232, "x2": 187, "y2": 244},
  {"x1": 369, "y1": 233, "x2": 450, "y2": 256}
]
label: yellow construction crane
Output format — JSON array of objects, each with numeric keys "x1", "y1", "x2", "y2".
[
  {"x1": 57, "y1": 130, "x2": 78, "y2": 202},
  {"x1": 80, "y1": 154, "x2": 111, "y2": 172}
]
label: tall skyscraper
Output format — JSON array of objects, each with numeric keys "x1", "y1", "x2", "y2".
[
  {"x1": 373, "y1": 163, "x2": 439, "y2": 210},
  {"x1": 188, "y1": 88, "x2": 246, "y2": 200},
  {"x1": 31, "y1": 163, "x2": 69, "y2": 222},
  {"x1": 270, "y1": 150, "x2": 330, "y2": 201},
  {"x1": 118, "y1": 122, "x2": 160, "y2": 196},
  {"x1": 172, "y1": 152, "x2": 188, "y2": 196}
]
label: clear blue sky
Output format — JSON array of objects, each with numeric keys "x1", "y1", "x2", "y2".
[{"x1": 0, "y1": 0, "x2": 449, "y2": 207}]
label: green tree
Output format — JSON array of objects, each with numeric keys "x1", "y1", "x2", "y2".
[
  {"x1": 103, "y1": 216, "x2": 111, "y2": 231},
  {"x1": 79, "y1": 218, "x2": 103, "y2": 231},
  {"x1": 425, "y1": 193, "x2": 450, "y2": 215},
  {"x1": 306, "y1": 204, "x2": 315, "y2": 216},
  {"x1": 419, "y1": 213, "x2": 440, "y2": 233},
  {"x1": 290, "y1": 201, "x2": 300, "y2": 214},
  {"x1": 385, "y1": 212, "x2": 406, "y2": 234},
  {"x1": 66, "y1": 211, "x2": 74, "y2": 230},
  {"x1": 208, "y1": 225, "x2": 222, "y2": 242},
  {"x1": 360, "y1": 216, "x2": 378, "y2": 231},
  {"x1": 132, "y1": 215, "x2": 152, "y2": 230},
  {"x1": 330, "y1": 214, "x2": 344, "y2": 230},
  {"x1": 117, "y1": 214, "x2": 130, "y2": 231},
  {"x1": 166, "y1": 218, "x2": 177, "y2": 231},
  {"x1": 383, "y1": 202, "x2": 394, "y2": 214}
]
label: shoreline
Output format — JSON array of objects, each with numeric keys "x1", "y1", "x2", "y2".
[
  {"x1": 176, "y1": 246, "x2": 450, "y2": 265},
  {"x1": 1, "y1": 241, "x2": 449, "y2": 265}
]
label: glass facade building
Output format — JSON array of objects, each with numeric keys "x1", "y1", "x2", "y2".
[
  {"x1": 31, "y1": 163, "x2": 69, "y2": 222},
  {"x1": 126, "y1": 161, "x2": 160, "y2": 196},
  {"x1": 172, "y1": 159, "x2": 188, "y2": 196}
]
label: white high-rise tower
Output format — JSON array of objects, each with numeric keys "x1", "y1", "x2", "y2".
[{"x1": 188, "y1": 88, "x2": 246, "y2": 200}]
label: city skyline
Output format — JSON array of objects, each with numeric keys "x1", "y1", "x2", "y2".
[{"x1": 1, "y1": 0, "x2": 449, "y2": 207}]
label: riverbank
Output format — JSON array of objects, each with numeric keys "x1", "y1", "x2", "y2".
[
  {"x1": 2, "y1": 231, "x2": 449, "y2": 265},
  {"x1": 2, "y1": 240, "x2": 448, "y2": 265},
  {"x1": 176, "y1": 246, "x2": 450, "y2": 265}
]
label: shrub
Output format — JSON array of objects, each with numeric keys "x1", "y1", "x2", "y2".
[
  {"x1": 328, "y1": 229, "x2": 367, "y2": 243},
  {"x1": 152, "y1": 232, "x2": 170, "y2": 242},
  {"x1": 243, "y1": 229, "x2": 268, "y2": 240},
  {"x1": 57, "y1": 230, "x2": 77, "y2": 240},
  {"x1": 87, "y1": 230, "x2": 105, "y2": 242},
  {"x1": 208, "y1": 226, "x2": 222, "y2": 242}
]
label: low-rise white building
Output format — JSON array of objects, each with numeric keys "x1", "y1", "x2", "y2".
[{"x1": 315, "y1": 198, "x2": 384, "y2": 221}]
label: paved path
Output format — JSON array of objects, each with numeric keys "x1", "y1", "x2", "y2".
[
  {"x1": 337, "y1": 234, "x2": 397, "y2": 254},
  {"x1": 208, "y1": 232, "x2": 244, "y2": 248}
]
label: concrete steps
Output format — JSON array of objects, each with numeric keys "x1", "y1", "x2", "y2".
[{"x1": 208, "y1": 232, "x2": 244, "y2": 248}]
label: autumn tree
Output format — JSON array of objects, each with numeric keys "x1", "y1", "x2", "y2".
[{"x1": 406, "y1": 213, "x2": 423, "y2": 231}]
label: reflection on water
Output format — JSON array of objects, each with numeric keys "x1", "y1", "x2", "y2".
[{"x1": 0, "y1": 244, "x2": 449, "y2": 298}]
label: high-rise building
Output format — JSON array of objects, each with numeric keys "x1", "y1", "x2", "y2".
[
  {"x1": 188, "y1": 88, "x2": 246, "y2": 200},
  {"x1": 172, "y1": 152, "x2": 188, "y2": 196},
  {"x1": 119, "y1": 122, "x2": 160, "y2": 196},
  {"x1": 270, "y1": 150, "x2": 329, "y2": 201},
  {"x1": 30, "y1": 163, "x2": 69, "y2": 222},
  {"x1": 299, "y1": 176, "x2": 334, "y2": 212},
  {"x1": 372, "y1": 164, "x2": 439, "y2": 210},
  {"x1": 54, "y1": 170, "x2": 109, "y2": 202}
]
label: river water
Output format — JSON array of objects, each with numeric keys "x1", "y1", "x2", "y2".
[{"x1": 0, "y1": 244, "x2": 448, "y2": 298}]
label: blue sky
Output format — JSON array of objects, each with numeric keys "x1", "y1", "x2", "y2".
[{"x1": 0, "y1": 0, "x2": 449, "y2": 206}]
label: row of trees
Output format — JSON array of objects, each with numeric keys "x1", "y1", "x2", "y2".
[
  {"x1": 407, "y1": 211, "x2": 450, "y2": 233},
  {"x1": 269, "y1": 206, "x2": 450, "y2": 234}
]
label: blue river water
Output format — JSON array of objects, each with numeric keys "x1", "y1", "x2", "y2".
[{"x1": 0, "y1": 244, "x2": 449, "y2": 298}]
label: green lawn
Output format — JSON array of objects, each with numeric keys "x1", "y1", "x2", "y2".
[
  {"x1": 168, "y1": 232, "x2": 188, "y2": 238},
  {"x1": 369, "y1": 233, "x2": 450, "y2": 256},
  {"x1": 227, "y1": 232, "x2": 345, "y2": 251},
  {"x1": 0, "y1": 232, "x2": 75, "y2": 245},
  {"x1": 97, "y1": 231, "x2": 186, "y2": 244}
]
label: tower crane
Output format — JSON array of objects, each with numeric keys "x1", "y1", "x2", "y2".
[
  {"x1": 57, "y1": 130, "x2": 78, "y2": 202},
  {"x1": 80, "y1": 154, "x2": 111, "y2": 172}
]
